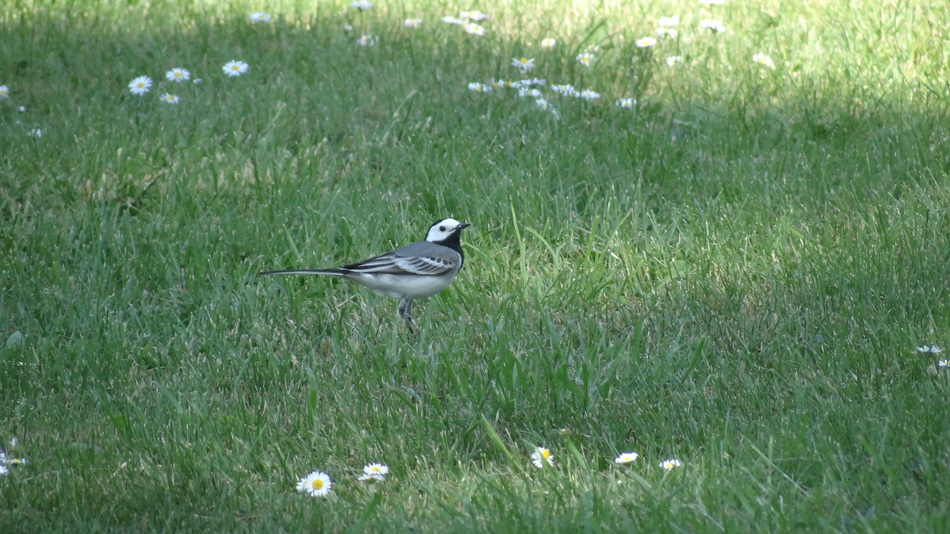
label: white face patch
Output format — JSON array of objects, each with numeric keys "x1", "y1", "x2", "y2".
[{"x1": 425, "y1": 218, "x2": 463, "y2": 242}]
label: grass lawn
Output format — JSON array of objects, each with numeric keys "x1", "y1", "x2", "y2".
[{"x1": 1, "y1": 0, "x2": 949, "y2": 531}]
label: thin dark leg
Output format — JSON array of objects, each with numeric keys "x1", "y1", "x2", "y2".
[{"x1": 398, "y1": 298, "x2": 416, "y2": 337}]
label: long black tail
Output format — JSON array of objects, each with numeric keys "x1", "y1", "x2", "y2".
[{"x1": 258, "y1": 269, "x2": 343, "y2": 276}]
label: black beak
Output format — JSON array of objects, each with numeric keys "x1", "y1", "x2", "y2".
[{"x1": 457, "y1": 223, "x2": 471, "y2": 230}]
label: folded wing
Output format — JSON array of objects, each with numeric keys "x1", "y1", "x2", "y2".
[{"x1": 342, "y1": 243, "x2": 459, "y2": 276}]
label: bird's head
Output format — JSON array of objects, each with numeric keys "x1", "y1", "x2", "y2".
[{"x1": 425, "y1": 218, "x2": 470, "y2": 243}]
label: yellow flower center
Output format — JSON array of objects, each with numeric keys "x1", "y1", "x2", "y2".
[
  {"x1": 541, "y1": 450, "x2": 550, "y2": 459},
  {"x1": 311, "y1": 479, "x2": 324, "y2": 490}
]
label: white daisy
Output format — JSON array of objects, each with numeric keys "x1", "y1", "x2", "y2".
[
  {"x1": 404, "y1": 18, "x2": 423, "y2": 28},
  {"x1": 512, "y1": 78, "x2": 545, "y2": 87},
  {"x1": 938, "y1": 360, "x2": 948, "y2": 367},
  {"x1": 0, "y1": 85, "x2": 9, "y2": 98},
  {"x1": 464, "y1": 23, "x2": 486, "y2": 36},
  {"x1": 917, "y1": 345, "x2": 942, "y2": 354},
  {"x1": 660, "y1": 458, "x2": 682, "y2": 470},
  {"x1": 576, "y1": 52, "x2": 595, "y2": 67},
  {"x1": 165, "y1": 68, "x2": 190, "y2": 83},
  {"x1": 615, "y1": 452, "x2": 639, "y2": 464},
  {"x1": 518, "y1": 87, "x2": 541, "y2": 98},
  {"x1": 699, "y1": 19, "x2": 726, "y2": 33},
  {"x1": 296, "y1": 470, "x2": 333, "y2": 497},
  {"x1": 128, "y1": 75, "x2": 152, "y2": 95},
  {"x1": 531, "y1": 447, "x2": 554, "y2": 468},
  {"x1": 2, "y1": 450, "x2": 27, "y2": 466},
  {"x1": 349, "y1": 0, "x2": 373, "y2": 10},
  {"x1": 579, "y1": 89, "x2": 600, "y2": 101},
  {"x1": 550, "y1": 84, "x2": 579, "y2": 97},
  {"x1": 363, "y1": 463, "x2": 389, "y2": 477},
  {"x1": 635, "y1": 37, "x2": 658, "y2": 48},
  {"x1": 656, "y1": 27, "x2": 678, "y2": 38},
  {"x1": 467, "y1": 82, "x2": 491, "y2": 92},
  {"x1": 541, "y1": 38, "x2": 556, "y2": 48},
  {"x1": 511, "y1": 57, "x2": 536, "y2": 72},
  {"x1": 753, "y1": 54, "x2": 775, "y2": 68},
  {"x1": 463, "y1": 10, "x2": 490, "y2": 21},
  {"x1": 534, "y1": 98, "x2": 549, "y2": 110},
  {"x1": 248, "y1": 12, "x2": 272, "y2": 23},
  {"x1": 616, "y1": 98, "x2": 636, "y2": 108},
  {"x1": 666, "y1": 56, "x2": 684, "y2": 66},
  {"x1": 160, "y1": 93, "x2": 179, "y2": 104},
  {"x1": 357, "y1": 34, "x2": 378, "y2": 46},
  {"x1": 27, "y1": 128, "x2": 42, "y2": 137},
  {"x1": 442, "y1": 16, "x2": 464, "y2": 25},
  {"x1": 0, "y1": 464, "x2": 7, "y2": 477},
  {"x1": 222, "y1": 60, "x2": 249, "y2": 77}
]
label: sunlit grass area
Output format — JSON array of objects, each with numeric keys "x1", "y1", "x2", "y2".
[{"x1": 2, "y1": 0, "x2": 949, "y2": 531}]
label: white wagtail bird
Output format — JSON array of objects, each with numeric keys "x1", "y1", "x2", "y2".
[{"x1": 260, "y1": 218, "x2": 470, "y2": 335}]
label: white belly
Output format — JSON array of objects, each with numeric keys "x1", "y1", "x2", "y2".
[{"x1": 347, "y1": 271, "x2": 458, "y2": 299}]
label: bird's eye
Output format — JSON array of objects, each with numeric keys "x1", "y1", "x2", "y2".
[{"x1": 439, "y1": 226, "x2": 446, "y2": 231}]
